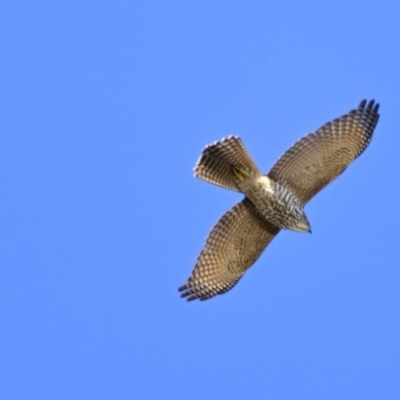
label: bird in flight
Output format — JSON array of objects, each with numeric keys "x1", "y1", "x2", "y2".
[{"x1": 179, "y1": 100, "x2": 380, "y2": 301}]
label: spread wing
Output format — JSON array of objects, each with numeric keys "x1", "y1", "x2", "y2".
[
  {"x1": 268, "y1": 100, "x2": 380, "y2": 205},
  {"x1": 179, "y1": 198, "x2": 280, "y2": 301}
]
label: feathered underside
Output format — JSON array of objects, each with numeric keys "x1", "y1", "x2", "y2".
[{"x1": 180, "y1": 99, "x2": 380, "y2": 301}]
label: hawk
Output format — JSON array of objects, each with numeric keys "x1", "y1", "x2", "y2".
[{"x1": 179, "y1": 100, "x2": 380, "y2": 301}]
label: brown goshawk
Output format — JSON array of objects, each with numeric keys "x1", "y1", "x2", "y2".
[{"x1": 179, "y1": 100, "x2": 380, "y2": 301}]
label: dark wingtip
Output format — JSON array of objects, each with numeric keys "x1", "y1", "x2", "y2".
[
  {"x1": 358, "y1": 99, "x2": 380, "y2": 119},
  {"x1": 178, "y1": 284, "x2": 187, "y2": 292},
  {"x1": 359, "y1": 99, "x2": 367, "y2": 109},
  {"x1": 179, "y1": 283, "x2": 201, "y2": 301}
]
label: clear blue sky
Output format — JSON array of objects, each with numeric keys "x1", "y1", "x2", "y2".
[{"x1": 1, "y1": 1, "x2": 400, "y2": 399}]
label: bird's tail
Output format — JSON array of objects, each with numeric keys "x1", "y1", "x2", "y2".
[{"x1": 194, "y1": 136, "x2": 261, "y2": 191}]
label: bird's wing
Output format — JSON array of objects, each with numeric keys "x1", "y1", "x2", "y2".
[
  {"x1": 179, "y1": 198, "x2": 280, "y2": 301},
  {"x1": 267, "y1": 100, "x2": 380, "y2": 205}
]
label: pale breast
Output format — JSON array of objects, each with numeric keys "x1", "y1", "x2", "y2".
[{"x1": 237, "y1": 175, "x2": 305, "y2": 230}]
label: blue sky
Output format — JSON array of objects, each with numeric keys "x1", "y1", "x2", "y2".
[{"x1": 1, "y1": 1, "x2": 400, "y2": 399}]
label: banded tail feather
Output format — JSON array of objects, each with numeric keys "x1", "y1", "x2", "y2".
[{"x1": 194, "y1": 136, "x2": 260, "y2": 191}]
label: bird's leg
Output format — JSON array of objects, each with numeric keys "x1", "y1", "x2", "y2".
[{"x1": 232, "y1": 166, "x2": 250, "y2": 182}]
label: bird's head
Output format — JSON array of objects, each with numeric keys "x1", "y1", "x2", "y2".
[{"x1": 292, "y1": 213, "x2": 312, "y2": 233}]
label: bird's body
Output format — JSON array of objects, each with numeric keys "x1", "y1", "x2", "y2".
[
  {"x1": 179, "y1": 100, "x2": 380, "y2": 301},
  {"x1": 233, "y1": 170, "x2": 311, "y2": 232}
]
